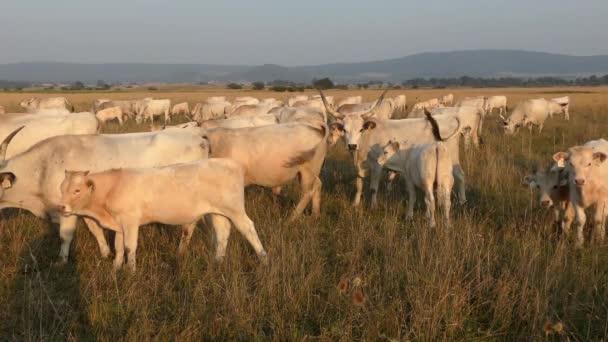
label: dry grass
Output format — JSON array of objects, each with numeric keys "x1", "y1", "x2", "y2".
[{"x1": 1, "y1": 86, "x2": 608, "y2": 340}]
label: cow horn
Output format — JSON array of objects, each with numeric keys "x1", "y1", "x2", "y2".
[
  {"x1": 0, "y1": 126, "x2": 24, "y2": 163},
  {"x1": 360, "y1": 90, "x2": 389, "y2": 120},
  {"x1": 317, "y1": 89, "x2": 344, "y2": 120}
]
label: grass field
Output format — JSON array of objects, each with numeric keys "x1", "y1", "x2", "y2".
[{"x1": 1, "y1": 87, "x2": 608, "y2": 340}]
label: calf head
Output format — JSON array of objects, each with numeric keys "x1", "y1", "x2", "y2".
[
  {"x1": 523, "y1": 168, "x2": 568, "y2": 208},
  {"x1": 59, "y1": 170, "x2": 95, "y2": 215},
  {"x1": 553, "y1": 147, "x2": 608, "y2": 187},
  {"x1": 377, "y1": 139, "x2": 409, "y2": 166}
]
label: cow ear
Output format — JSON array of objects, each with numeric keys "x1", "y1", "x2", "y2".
[
  {"x1": 553, "y1": 152, "x2": 569, "y2": 167},
  {"x1": 593, "y1": 152, "x2": 607, "y2": 164},
  {"x1": 330, "y1": 122, "x2": 344, "y2": 132},
  {"x1": 522, "y1": 175, "x2": 536, "y2": 188},
  {"x1": 86, "y1": 179, "x2": 95, "y2": 191},
  {"x1": 83, "y1": 170, "x2": 90, "y2": 176},
  {"x1": 0, "y1": 172, "x2": 15, "y2": 189},
  {"x1": 362, "y1": 121, "x2": 376, "y2": 131}
]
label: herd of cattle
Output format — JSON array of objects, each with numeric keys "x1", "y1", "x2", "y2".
[{"x1": 0, "y1": 89, "x2": 597, "y2": 272}]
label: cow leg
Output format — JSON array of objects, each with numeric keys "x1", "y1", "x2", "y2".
[
  {"x1": 592, "y1": 202, "x2": 608, "y2": 244},
  {"x1": 83, "y1": 218, "x2": 110, "y2": 258},
  {"x1": 311, "y1": 177, "x2": 322, "y2": 218},
  {"x1": 538, "y1": 123, "x2": 544, "y2": 134},
  {"x1": 423, "y1": 183, "x2": 436, "y2": 228},
  {"x1": 118, "y1": 115, "x2": 123, "y2": 126},
  {"x1": 406, "y1": 181, "x2": 416, "y2": 220},
  {"x1": 178, "y1": 222, "x2": 197, "y2": 254},
  {"x1": 113, "y1": 231, "x2": 124, "y2": 270},
  {"x1": 289, "y1": 171, "x2": 316, "y2": 220},
  {"x1": 229, "y1": 213, "x2": 267, "y2": 264},
  {"x1": 122, "y1": 223, "x2": 140, "y2": 272},
  {"x1": 58, "y1": 215, "x2": 79, "y2": 264},
  {"x1": 574, "y1": 204, "x2": 587, "y2": 249},
  {"x1": 452, "y1": 164, "x2": 467, "y2": 204},
  {"x1": 438, "y1": 183, "x2": 452, "y2": 227},
  {"x1": 353, "y1": 176, "x2": 364, "y2": 207},
  {"x1": 209, "y1": 215, "x2": 232, "y2": 262},
  {"x1": 369, "y1": 163, "x2": 383, "y2": 208},
  {"x1": 563, "y1": 203, "x2": 575, "y2": 237},
  {"x1": 272, "y1": 186, "x2": 282, "y2": 196}
]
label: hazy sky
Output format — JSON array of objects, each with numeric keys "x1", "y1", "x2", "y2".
[{"x1": 1, "y1": 0, "x2": 606, "y2": 66}]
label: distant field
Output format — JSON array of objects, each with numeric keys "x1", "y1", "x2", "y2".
[{"x1": 1, "y1": 86, "x2": 608, "y2": 340}]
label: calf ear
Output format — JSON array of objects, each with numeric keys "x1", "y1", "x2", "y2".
[
  {"x1": 522, "y1": 175, "x2": 536, "y2": 188},
  {"x1": 362, "y1": 121, "x2": 376, "y2": 131},
  {"x1": 86, "y1": 179, "x2": 95, "y2": 191},
  {"x1": 330, "y1": 122, "x2": 345, "y2": 132},
  {"x1": 552, "y1": 152, "x2": 569, "y2": 167},
  {"x1": 0, "y1": 172, "x2": 15, "y2": 189},
  {"x1": 593, "y1": 152, "x2": 607, "y2": 164}
]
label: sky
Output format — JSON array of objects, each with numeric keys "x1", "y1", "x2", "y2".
[{"x1": 0, "y1": 0, "x2": 606, "y2": 66}]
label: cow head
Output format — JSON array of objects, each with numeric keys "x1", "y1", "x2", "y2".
[
  {"x1": 19, "y1": 98, "x2": 38, "y2": 110},
  {"x1": 377, "y1": 139, "x2": 409, "y2": 166},
  {"x1": 523, "y1": 168, "x2": 568, "y2": 208},
  {"x1": 318, "y1": 89, "x2": 388, "y2": 151},
  {"x1": 58, "y1": 170, "x2": 95, "y2": 216},
  {"x1": 501, "y1": 114, "x2": 521, "y2": 135},
  {"x1": 553, "y1": 147, "x2": 607, "y2": 187}
]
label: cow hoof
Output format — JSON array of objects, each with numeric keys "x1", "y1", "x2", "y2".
[
  {"x1": 52, "y1": 259, "x2": 68, "y2": 268},
  {"x1": 214, "y1": 255, "x2": 225, "y2": 263},
  {"x1": 100, "y1": 248, "x2": 111, "y2": 259}
]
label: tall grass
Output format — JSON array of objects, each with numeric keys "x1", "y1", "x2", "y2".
[{"x1": 1, "y1": 87, "x2": 608, "y2": 340}]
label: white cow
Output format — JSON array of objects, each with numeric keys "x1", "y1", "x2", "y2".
[
  {"x1": 0, "y1": 112, "x2": 99, "y2": 159},
  {"x1": 192, "y1": 100, "x2": 232, "y2": 121},
  {"x1": 20, "y1": 97, "x2": 74, "y2": 112},
  {"x1": 200, "y1": 114, "x2": 278, "y2": 130},
  {"x1": 378, "y1": 140, "x2": 453, "y2": 227},
  {"x1": 320, "y1": 91, "x2": 466, "y2": 207},
  {"x1": 227, "y1": 103, "x2": 282, "y2": 118},
  {"x1": 552, "y1": 139, "x2": 608, "y2": 248},
  {"x1": 171, "y1": 102, "x2": 190, "y2": 117},
  {"x1": 440, "y1": 94, "x2": 454, "y2": 106},
  {"x1": 501, "y1": 98, "x2": 565, "y2": 134},
  {"x1": 136, "y1": 99, "x2": 172, "y2": 124},
  {"x1": 58, "y1": 160, "x2": 267, "y2": 271},
  {"x1": 410, "y1": 106, "x2": 484, "y2": 148},
  {"x1": 336, "y1": 96, "x2": 362, "y2": 108},
  {"x1": 394, "y1": 95, "x2": 407, "y2": 111},
  {"x1": 550, "y1": 96, "x2": 570, "y2": 120},
  {"x1": 456, "y1": 97, "x2": 486, "y2": 116},
  {"x1": 95, "y1": 106, "x2": 124, "y2": 125},
  {"x1": 0, "y1": 105, "x2": 5, "y2": 114},
  {"x1": 484, "y1": 95, "x2": 507, "y2": 115},
  {"x1": 0, "y1": 128, "x2": 210, "y2": 263},
  {"x1": 91, "y1": 99, "x2": 111, "y2": 113}
]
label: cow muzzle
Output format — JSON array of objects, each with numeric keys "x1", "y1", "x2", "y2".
[
  {"x1": 541, "y1": 200, "x2": 552, "y2": 208},
  {"x1": 347, "y1": 144, "x2": 358, "y2": 151},
  {"x1": 574, "y1": 178, "x2": 586, "y2": 186},
  {"x1": 56, "y1": 204, "x2": 71, "y2": 216}
]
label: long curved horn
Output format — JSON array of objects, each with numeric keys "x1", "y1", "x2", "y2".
[
  {"x1": 317, "y1": 89, "x2": 344, "y2": 120},
  {"x1": 360, "y1": 90, "x2": 388, "y2": 120},
  {"x1": 0, "y1": 126, "x2": 25, "y2": 162}
]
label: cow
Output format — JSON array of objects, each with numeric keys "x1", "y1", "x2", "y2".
[
  {"x1": 192, "y1": 100, "x2": 232, "y2": 121},
  {"x1": 91, "y1": 99, "x2": 111, "y2": 113},
  {"x1": 440, "y1": 94, "x2": 454, "y2": 106},
  {"x1": 95, "y1": 106, "x2": 124, "y2": 125},
  {"x1": 271, "y1": 107, "x2": 326, "y2": 126},
  {"x1": 150, "y1": 121, "x2": 200, "y2": 132},
  {"x1": 394, "y1": 95, "x2": 407, "y2": 112},
  {"x1": 501, "y1": 98, "x2": 564, "y2": 134},
  {"x1": 20, "y1": 97, "x2": 74, "y2": 112},
  {"x1": 320, "y1": 91, "x2": 466, "y2": 207},
  {"x1": 99, "y1": 100, "x2": 139, "y2": 118},
  {"x1": 171, "y1": 102, "x2": 190, "y2": 117},
  {"x1": 287, "y1": 95, "x2": 308, "y2": 106},
  {"x1": 200, "y1": 114, "x2": 278, "y2": 130},
  {"x1": 409, "y1": 106, "x2": 484, "y2": 148},
  {"x1": 0, "y1": 105, "x2": 5, "y2": 114},
  {"x1": 552, "y1": 139, "x2": 608, "y2": 248},
  {"x1": 0, "y1": 128, "x2": 210, "y2": 264},
  {"x1": 456, "y1": 97, "x2": 486, "y2": 117},
  {"x1": 411, "y1": 98, "x2": 440, "y2": 112},
  {"x1": 228, "y1": 97, "x2": 260, "y2": 113},
  {"x1": 377, "y1": 140, "x2": 453, "y2": 227},
  {"x1": 226, "y1": 103, "x2": 282, "y2": 118},
  {"x1": 484, "y1": 95, "x2": 507, "y2": 115},
  {"x1": 202, "y1": 121, "x2": 328, "y2": 258},
  {"x1": 58, "y1": 159, "x2": 267, "y2": 272},
  {"x1": 311, "y1": 95, "x2": 334, "y2": 107},
  {"x1": 523, "y1": 166, "x2": 574, "y2": 237},
  {"x1": 293, "y1": 98, "x2": 329, "y2": 117},
  {"x1": 550, "y1": 96, "x2": 570, "y2": 121},
  {"x1": 206, "y1": 96, "x2": 227, "y2": 102},
  {"x1": 336, "y1": 96, "x2": 363, "y2": 108},
  {"x1": 0, "y1": 112, "x2": 99, "y2": 159},
  {"x1": 136, "y1": 99, "x2": 171, "y2": 124}
]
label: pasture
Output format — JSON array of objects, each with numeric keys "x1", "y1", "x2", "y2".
[{"x1": 1, "y1": 87, "x2": 608, "y2": 340}]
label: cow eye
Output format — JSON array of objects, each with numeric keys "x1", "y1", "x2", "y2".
[
  {"x1": 553, "y1": 185, "x2": 558, "y2": 189},
  {"x1": 588, "y1": 163, "x2": 592, "y2": 167},
  {"x1": 74, "y1": 189, "x2": 80, "y2": 194}
]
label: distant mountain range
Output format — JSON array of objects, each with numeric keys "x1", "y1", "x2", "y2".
[{"x1": 1, "y1": 50, "x2": 608, "y2": 84}]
